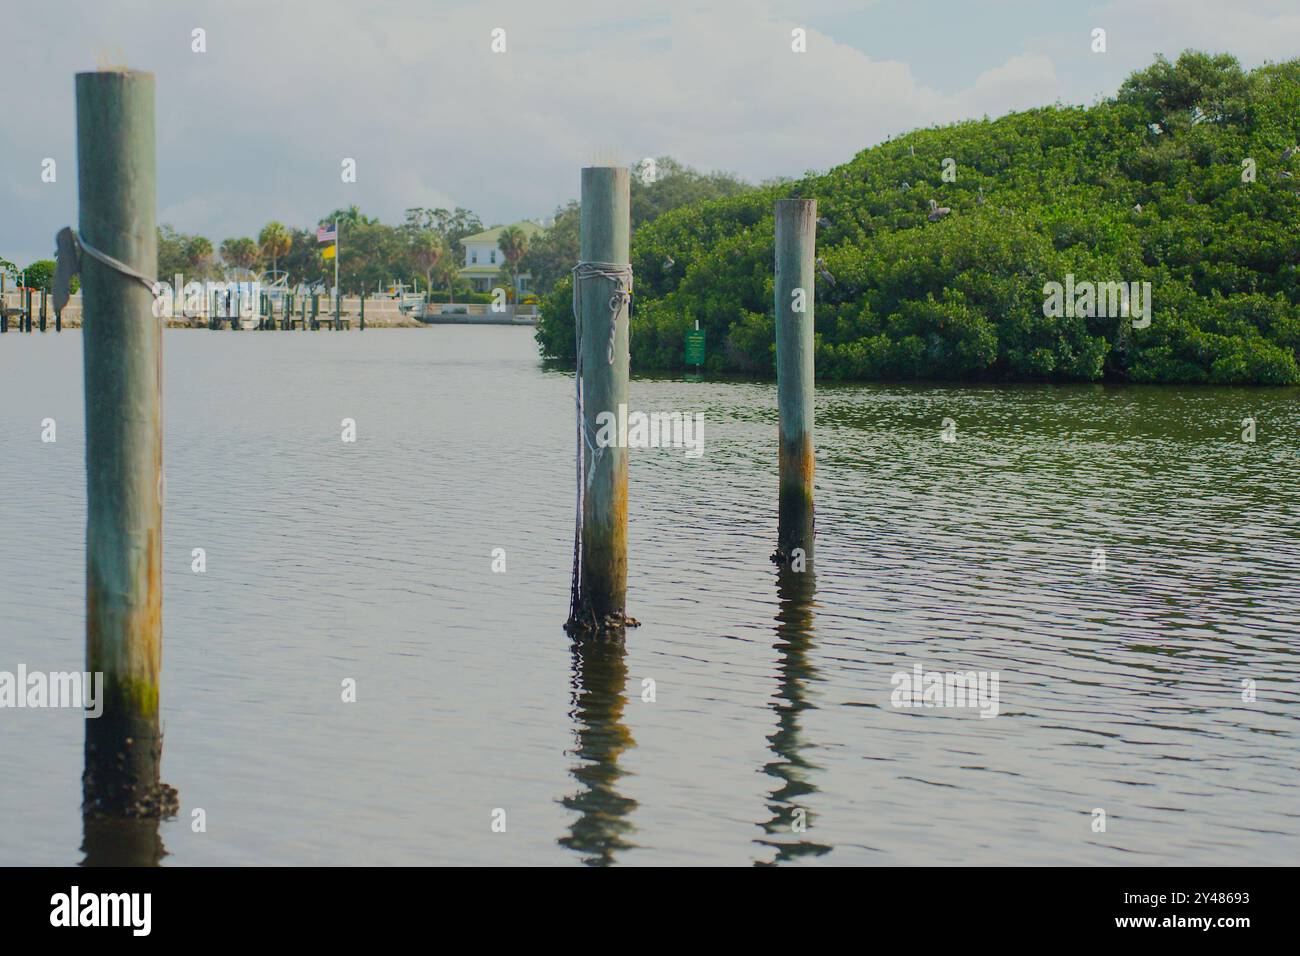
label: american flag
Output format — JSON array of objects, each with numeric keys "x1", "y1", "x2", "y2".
[{"x1": 316, "y1": 224, "x2": 337, "y2": 243}]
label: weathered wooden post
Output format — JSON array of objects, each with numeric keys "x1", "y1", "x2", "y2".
[
  {"x1": 40, "y1": 288, "x2": 48, "y2": 331},
  {"x1": 334, "y1": 288, "x2": 340, "y2": 330},
  {"x1": 773, "y1": 199, "x2": 816, "y2": 569},
  {"x1": 25, "y1": 288, "x2": 33, "y2": 331},
  {"x1": 359, "y1": 284, "x2": 365, "y2": 331},
  {"x1": 77, "y1": 69, "x2": 176, "y2": 818},
  {"x1": 565, "y1": 166, "x2": 634, "y2": 636},
  {"x1": 1, "y1": 272, "x2": 7, "y2": 333}
]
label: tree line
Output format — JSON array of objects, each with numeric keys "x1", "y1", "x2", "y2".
[
  {"x1": 7, "y1": 157, "x2": 751, "y2": 306},
  {"x1": 537, "y1": 52, "x2": 1300, "y2": 385},
  {"x1": 7, "y1": 206, "x2": 530, "y2": 301},
  {"x1": 153, "y1": 205, "x2": 491, "y2": 297}
]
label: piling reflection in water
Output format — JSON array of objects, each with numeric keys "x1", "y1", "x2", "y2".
[
  {"x1": 81, "y1": 814, "x2": 166, "y2": 867},
  {"x1": 559, "y1": 638, "x2": 638, "y2": 866},
  {"x1": 756, "y1": 565, "x2": 832, "y2": 863}
]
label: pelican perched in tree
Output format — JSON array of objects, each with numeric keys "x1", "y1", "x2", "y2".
[
  {"x1": 662, "y1": 255, "x2": 675, "y2": 270},
  {"x1": 928, "y1": 198, "x2": 951, "y2": 221},
  {"x1": 815, "y1": 257, "x2": 836, "y2": 286}
]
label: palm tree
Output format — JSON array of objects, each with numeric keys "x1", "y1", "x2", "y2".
[
  {"x1": 184, "y1": 236, "x2": 213, "y2": 276},
  {"x1": 434, "y1": 251, "x2": 461, "y2": 304},
  {"x1": 411, "y1": 231, "x2": 445, "y2": 298},
  {"x1": 497, "y1": 226, "x2": 529, "y2": 298},
  {"x1": 219, "y1": 237, "x2": 259, "y2": 273},
  {"x1": 258, "y1": 221, "x2": 291, "y2": 276}
]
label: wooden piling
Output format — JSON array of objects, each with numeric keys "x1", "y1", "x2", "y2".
[
  {"x1": 359, "y1": 286, "x2": 365, "y2": 331},
  {"x1": 76, "y1": 69, "x2": 176, "y2": 818},
  {"x1": 40, "y1": 288, "x2": 48, "y2": 331},
  {"x1": 566, "y1": 166, "x2": 633, "y2": 635},
  {"x1": 773, "y1": 199, "x2": 816, "y2": 568},
  {"x1": 25, "y1": 288, "x2": 33, "y2": 331}
]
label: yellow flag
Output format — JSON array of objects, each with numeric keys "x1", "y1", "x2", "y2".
[{"x1": 322, "y1": 243, "x2": 336, "y2": 260}]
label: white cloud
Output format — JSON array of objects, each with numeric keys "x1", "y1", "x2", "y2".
[{"x1": 0, "y1": 0, "x2": 1291, "y2": 266}]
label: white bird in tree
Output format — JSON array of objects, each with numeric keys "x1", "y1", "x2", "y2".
[
  {"x1": 1133, "y1": 203, "x2": 1142, "y2": 213},
  {"x1": 928, "y1": 198, "x2": 951, "y2": 221},
  {"x1": 977, "y1": 186, "x2": 985, "y2": 206},
  {"x1": 900, "y1": 181, "x2": 911, "y2": 192},
  {"x1": 662, "y1": 255, "x2": 675, "y2": 270}
]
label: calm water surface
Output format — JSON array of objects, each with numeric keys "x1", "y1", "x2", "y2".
[{"x1": 1, "y1": 327, "x2": 1297, "y2": 865}]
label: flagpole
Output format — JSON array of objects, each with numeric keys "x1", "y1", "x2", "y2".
[{"x1": 334, "y1": 218, "x2": 340, "y2": 301}]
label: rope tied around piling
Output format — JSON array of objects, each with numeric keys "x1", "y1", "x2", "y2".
[
  {"x1": 53, "y1": 226, "x2": 157, "y2": 315},
  {"x1": 572, "y1": 261, "x2": 632, "y2": 366},
  {"x1": 567, "y1": 261, "x2": 633, "y2": 633}
]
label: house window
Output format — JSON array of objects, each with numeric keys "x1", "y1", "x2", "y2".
[
  {"x1": 490, "y1": 250, "x2": 497, "y2": 264},
  {"x1": 471, "y1": 250, "x2": 477, "y2": 264}
]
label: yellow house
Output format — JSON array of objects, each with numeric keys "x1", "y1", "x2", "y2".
[{"x1": 458, "y1": 221, "x2": 545, "y2": 293}]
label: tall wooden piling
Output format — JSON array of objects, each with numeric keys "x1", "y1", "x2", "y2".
[
  {"x1": 40, "y1": 288, "x2": 48, "y2": 331},
  {"x1": 25, "y1": 288, "x2": 33, "y2": 331},
  {"x1": 77, "y1": 70, "x2": 176, "y2": 818},
  {"x1": 359, "y1": 285, "x2": 365, "y2": 331},
  {"x1": 566, "y1": 166, "x2": 633, "y2": 635},
  {"x1": 773, "y1": 199, "x2": 816, "y2": 568}
]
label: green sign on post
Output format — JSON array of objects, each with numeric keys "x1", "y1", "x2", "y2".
[{"x1": 685, "y1": 327, "x2": 706, "y2": 366}]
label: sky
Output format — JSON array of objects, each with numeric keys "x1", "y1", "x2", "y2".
[{"x1": 3, "y1": 0, "x2": 1300, "y2": 267}]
